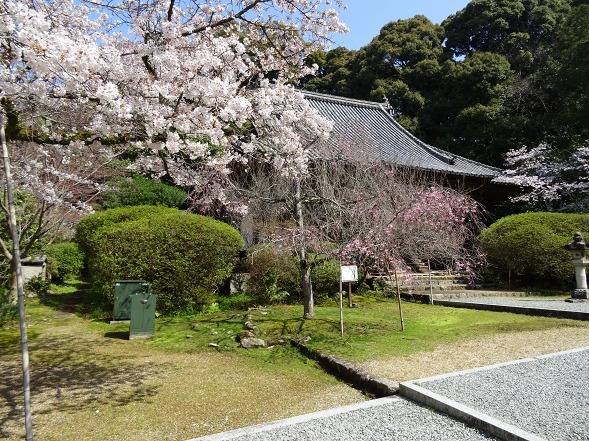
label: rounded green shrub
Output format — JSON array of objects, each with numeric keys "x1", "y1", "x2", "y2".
[
  {"x1": 100, "y1": 174, "x2": 187, "y2": 209},
  {"x1": 45, "y1": 242, "x2": 84, "y2": 282},
  {"x1": 478, "y1": 212, "x2": 589, "y2": 289},
  {"x1": 76, "y1": 206, "x2": 244, "y2": 314},
  {"x1": 76, "y1": 205, "x2": 172, "y2": 258}
]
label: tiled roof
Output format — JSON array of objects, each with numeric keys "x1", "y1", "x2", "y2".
[{"x1": 304, "y1": 91, "x2": 502, "y2": 179}]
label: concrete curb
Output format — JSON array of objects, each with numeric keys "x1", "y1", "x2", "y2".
[
  {"x1": 433, "y1": 299, "x2": 589, "y2": 320},
  {"x1": 186, "y1": 397, "x2": 400, "y2": 441},
  {"x1": 290, "y1": 339, "x2": 399, "y2": 398},
  {"x1": 399, "y1": 382, "x2": 545, "y2": 441}
]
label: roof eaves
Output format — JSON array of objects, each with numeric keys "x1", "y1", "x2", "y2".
[
  {"x1": 303, "y1": 91, "x2": 382, "y2": 109},
  {"x1": 303, "y1": 91, "x2": 504, "y2": 179}
]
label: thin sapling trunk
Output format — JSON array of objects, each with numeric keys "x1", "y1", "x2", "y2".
[{"x1": 1, "y1": 112, "x2": 34, "y2": 440}]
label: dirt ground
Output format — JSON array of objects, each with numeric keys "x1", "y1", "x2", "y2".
[
  {"x1": 0, "y1": 333, "x2": 365, "y2": 441},
  {"x1": 362, "y1": 326, "x2": 589, "y2": 382}
]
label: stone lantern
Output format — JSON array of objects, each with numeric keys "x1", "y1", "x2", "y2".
[{"x1": 564, "y1": 232, "x2": 589, "y2": 299}]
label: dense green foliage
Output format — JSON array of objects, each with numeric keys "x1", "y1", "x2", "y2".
[
  {"x1": 478, "y1": 212, "x2": 589, "y2": 288},
  {"x1": 76, "y1": 206, "x2": 244, "y2": 314},
  {"x1": 0, "y1": 284, "x2": 16, "y2": 327},
  {"x1": 303, "y1": 0, "x2": 586, "y2": 168},
  {"x1": 45, "y1": 242, "x2": 85, "y2": 282},
  {"x1": 243, "y1": 245, "x2": 341, "y2": 305},
  {"x1": 100, "y1": 174, "x2": 187, "y2": 209},
  {"x1": 244, "y1": 246, "x2": 300, "y2": 305},
  {"x1": 25, "y1": 275, "x2": 51, "y2": 297}
]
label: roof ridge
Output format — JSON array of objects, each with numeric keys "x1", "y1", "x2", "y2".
[
  {"x1": 303, "y1": 90, "x2": 383, "y2": 109},
  {"x1": 372, "y1": 100, "x2": 503, "y2": 174}
]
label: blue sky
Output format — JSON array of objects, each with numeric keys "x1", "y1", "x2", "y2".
[{"x1": 333, "y1": 0, "x2": 471, "y2": 50}]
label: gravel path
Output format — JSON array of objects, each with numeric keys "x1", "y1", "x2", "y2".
[
  {"x1": 416, "y1": 347, "x2": 589, "y2": 441},
  {"x1": 191, "y1": 397, "x2": 499, "y2": 441},
  {"x1": 440, "y1": 296, "x2": 589, "y2": 312}
]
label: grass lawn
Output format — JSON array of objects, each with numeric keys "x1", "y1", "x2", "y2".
[{"x1": 2, "y1": 286, "x2": 589, "y2": 440}]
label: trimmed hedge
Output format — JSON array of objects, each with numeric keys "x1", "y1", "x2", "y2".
[
  {"x1": 478, "y1": 212, "x2": 589, "y2": 289},
  {"x1": 101, "y1": 174, "x2": 187, "y2": 209},
  {"x1": 76, "y1": 206, "x2": 244, "y2": 314}
]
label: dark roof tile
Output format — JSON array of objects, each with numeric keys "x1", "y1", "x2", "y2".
[{"x1": 305, "y1": 91, "x2": 502, "y2": 179}]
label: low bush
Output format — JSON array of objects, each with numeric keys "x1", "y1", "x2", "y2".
[
  {"x1": 25, "y1": 275, "x2": 51, "y2": 296},
  {"x1": 310, "y1": 260, "x2": 341, "y2": 303},
  {"x1": 244, "y1": 245, "x2": 301, "y2": 305},
  {"x1": 217, "y1": 293, "x2": 256, "y2": 311},
  {"x1": 243, "y1": 245, "x2": 342, "y2": 305},
  {"x1": 100, "y1": 174, "x2": 187, "y2": 209},
  {"x1": 76, "y1": 206, "x2": 244, "y2": 314},
  {"x1": 0, "y1": 285, "x2": 16, "y2": 327},
  {"x1": 478, "y1": 212, "x2": 589, "y2": 289},
  {"x1": 45, "y1": 242, "x2": 84, "y2": 282}
]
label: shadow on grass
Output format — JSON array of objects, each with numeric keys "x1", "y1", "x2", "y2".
[
  {"x1": 40, "y1": 281, "x2": 90, "y2": 314},
  {"x1": 201, "y1": 311, "x2": 346, "y2": 344},
  {"x1": 104, "y1": 331, "x2": 130, "y2": 340},
  {"x1": 0, "y1": 335, "x2": 160, "y2": 440}
]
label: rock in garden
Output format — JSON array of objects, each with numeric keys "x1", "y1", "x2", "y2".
[
  {"x1": 237, "y1": 330, "x2": 255, "y2": 340},
  {"x1": 240, "y1": 337, "x2": 267, "y2": 349},
  {"x1": 244, "y1": 321, "x2": 257, "y2": 330}
]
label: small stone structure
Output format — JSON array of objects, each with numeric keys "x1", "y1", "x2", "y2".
[
  {"x1": 230, "y1": 273, "x2": 250, "y2": 294},
  {"x1": 21, "y1": 255, "x2": 47, "y2": 283},
  {"x1": 564, "y1": 232, "x2": 589, "y2": 299}
]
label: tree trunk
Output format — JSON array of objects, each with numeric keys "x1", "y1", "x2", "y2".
[
  {"x1": 394, "y1": 270, "x2": 405, "y2": 332},
  {"x1": 427, "y1": 258, "x2": 433, "y2": 305},
  {"x1": 1, "y1": 112, "x2": 34, "y2": 440},
  {"x1": 10, "y1": 258, "x2": 18, "y2": 305},
  {"x1": 295, "y1": 178, "x2": 314, "y2": 319},
  {"x1": 301, "y1": 258, "x2": 314, "y2": 319}
]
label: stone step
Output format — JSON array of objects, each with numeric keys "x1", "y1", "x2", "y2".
[
  {"x1": 401, "y1": 283, "x2": 469, "y2": 292},
  {"x1": 407, "y1": 273, "x2": 461, "y2": 281}
]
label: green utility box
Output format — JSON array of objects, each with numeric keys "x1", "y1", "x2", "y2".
[
  {"x1": 129, "y1": 291, "x2": 156, "y2": 339},
  {"x1": 113, "y1": 280, "x2": 150, "y2": 321}
]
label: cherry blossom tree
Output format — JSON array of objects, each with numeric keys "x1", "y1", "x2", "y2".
[
  {"x1": 238, "y1": 131, "x2": 485, "y2": 320},
  {"x1": 1, "y1": 1, "x2": 347, "y2": 438},
  {"x1": 341, "y1": 185, "x2": 485, "y2": 330},
  {"x1": 235, "y1": 153, "x2": 381, "y2": 318},
  {"x1": 502, "y1": 143, "x2": 589, "y2": 212},
  {"x1": 0, "y1": 140, "x2": 114, "y2": 299}
]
